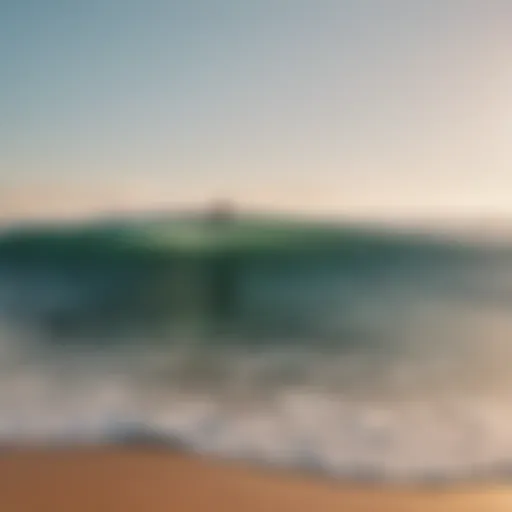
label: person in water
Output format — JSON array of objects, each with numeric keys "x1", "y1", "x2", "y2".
[
  {"x1": 203, "y1": 200, "x2": 238, "y2": 324},
  {"x1": 208, "y1": 199, "x2": 234, "y2": 226}
]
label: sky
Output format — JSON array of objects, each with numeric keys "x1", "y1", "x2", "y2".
[{"x1": 2, "y1": 1, "x2": 512, "y2": 222}]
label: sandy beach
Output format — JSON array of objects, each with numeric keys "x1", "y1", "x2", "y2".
[{"x1": 0, "y1": 448, "x2": 510, "y2": 512}]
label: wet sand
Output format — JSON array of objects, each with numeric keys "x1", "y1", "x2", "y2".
[{"x1": 0, "y1": 448, "x2": 510, "y2": 511}]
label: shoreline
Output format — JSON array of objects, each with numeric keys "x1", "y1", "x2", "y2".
[{"x1": 1, "y1": 447, "x2": 511, "y2": 511}]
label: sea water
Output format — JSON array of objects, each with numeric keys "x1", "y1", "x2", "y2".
[{"x1": 1, "y1": 219, "x2": 512, "y2": 483}]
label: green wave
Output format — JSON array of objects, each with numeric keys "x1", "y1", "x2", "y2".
[
  {"x1": 0, "y1": 214, "x2": 478, "y2": 344},
  {"x1": 0, "y1": 214, "x2": 464, "y2": 266}
]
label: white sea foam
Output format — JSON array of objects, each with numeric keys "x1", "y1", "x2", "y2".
[{"x1": 0, "y1": 333, "x2": 512, "y2": 483}]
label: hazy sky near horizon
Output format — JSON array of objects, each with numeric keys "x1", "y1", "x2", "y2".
[{"x1": 2, "y1": 1, "x2": 512, "y2": 220}]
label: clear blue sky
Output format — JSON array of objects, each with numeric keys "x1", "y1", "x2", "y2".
[{"x1": 2, "y1": 1, "x2": 512, "y2": 220}]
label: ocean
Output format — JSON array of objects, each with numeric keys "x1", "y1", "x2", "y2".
[{"x1": 1, "y1": 215, "x2": 512, "y2": 483}]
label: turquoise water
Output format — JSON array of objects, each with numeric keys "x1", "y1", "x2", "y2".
[{"x1": 1, "y1": 215, "x2": 512, "y2": 482}]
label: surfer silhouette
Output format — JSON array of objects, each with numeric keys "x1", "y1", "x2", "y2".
[
  {"x1": 208, "y1": 199, "x2": 234, "y2": 226},
  {"x1": 203, "y1": 200, "x2": 237, "y2": 328}
]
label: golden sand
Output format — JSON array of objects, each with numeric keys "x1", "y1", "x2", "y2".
[{"x1": 0, "y1": 448, "x2": 510, "y2": 511}]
